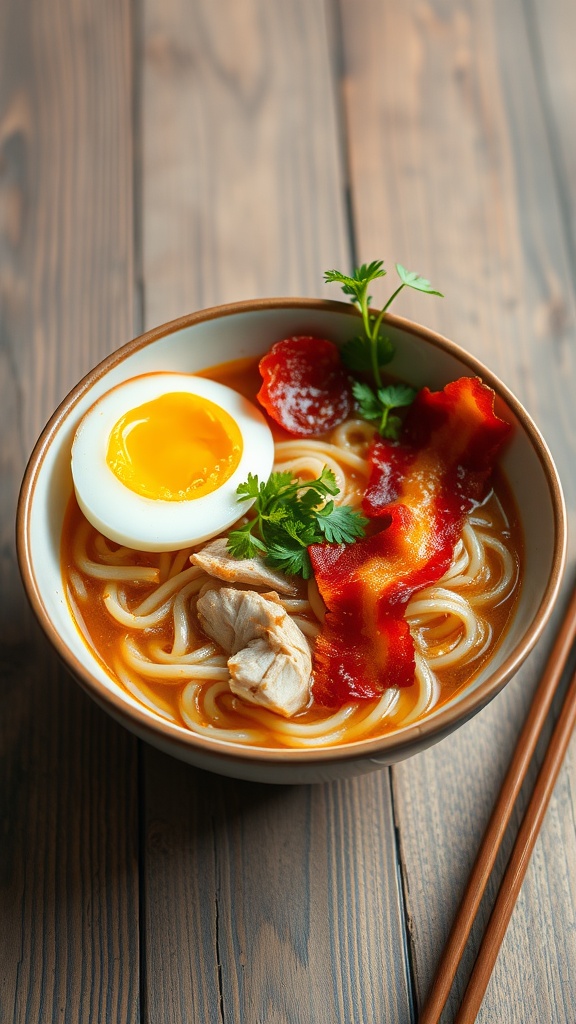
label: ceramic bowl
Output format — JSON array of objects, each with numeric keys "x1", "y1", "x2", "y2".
[{"x1": 17, "y1": 299, "x2": 566, "y2": 784}]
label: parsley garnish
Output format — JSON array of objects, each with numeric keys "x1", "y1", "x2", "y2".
[
  {"x1": 226, "y1": 468, "x2": 368, "y2": 578},
  {"x1": 351, "y1": 381, "x2": 417, "y2": 440},
  {"x1": 324, "y1": 261, "x2": 442, "y2": 437}
]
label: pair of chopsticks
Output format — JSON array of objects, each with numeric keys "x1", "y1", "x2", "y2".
[{"x1": 419, "y1": 583, "x2": 576, "y2": 1023}]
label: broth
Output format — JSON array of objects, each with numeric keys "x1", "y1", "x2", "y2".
[{"x1": 61, "y1": 357, "x2": 523, "y2": 749}]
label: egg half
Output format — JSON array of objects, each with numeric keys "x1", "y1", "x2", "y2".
[{"x1": 71, "y1": 372, "x2": 274, "y2": 551}]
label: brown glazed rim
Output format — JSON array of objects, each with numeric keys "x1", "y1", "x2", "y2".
[{"x1": 17, "y1": 298, "x2": 567, "y2": 768}]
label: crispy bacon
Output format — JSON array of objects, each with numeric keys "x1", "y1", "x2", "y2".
[
  {"x1": 309, "y1": 377, "x2": 511, "y2": 707},
  {"x1": 257, "y1": 336, "x2": 353, "y2": 436}
]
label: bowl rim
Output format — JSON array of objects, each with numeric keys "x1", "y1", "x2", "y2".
[{"x1": 16, "y1": 297, "x2": 567, "y2": 767}]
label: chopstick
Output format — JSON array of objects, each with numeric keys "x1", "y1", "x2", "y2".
[{"x1": 419, "y1": 583, "x2": 576, "y2": 1024}]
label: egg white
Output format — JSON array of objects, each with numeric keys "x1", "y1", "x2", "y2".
[{"x1": 71, "y1": 372, "x2": 274, "y2": 551}]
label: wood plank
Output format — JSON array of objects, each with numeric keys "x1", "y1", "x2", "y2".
[
  {"x1": 141, "y1": 0, "x2": 350, "y2": 324},
  {"x1": 139, "y1": 1, "x2": 412, "y2": 1021},
  {"x1": 339, "y1": 0, "x2": 576, "y2": 1018},
  {"x1": 0, "y1": 1, "x2": 139, "y2": 1021},
  {"x1": 525, "y1": 0, "x2": 576, "y2": 270},
  {"x1": 143, "y1": 755, "x2": 411, "y2": 1024}
]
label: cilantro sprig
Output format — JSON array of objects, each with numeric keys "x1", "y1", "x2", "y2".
[
  {"x1": 324, "y1": 261, "x2": 442, "y2": 438},
  {"x1": 226, "y1": 468, "x2": 368, "y2": 578},
  {"x1": 351, "y1": 381, "x2": 417, "y2": 440}
]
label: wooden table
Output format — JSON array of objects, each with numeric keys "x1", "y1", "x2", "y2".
[{"x1": 3, "y1": 1, "x2": 575, "y2": 1021}]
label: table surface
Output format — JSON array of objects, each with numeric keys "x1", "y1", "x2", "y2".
[{"x1": 3, "y1": 1, "x2": 576, "y2": 1021}]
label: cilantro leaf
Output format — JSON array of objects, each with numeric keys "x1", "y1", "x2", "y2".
[
  {"x1": 281, "y1": 516, "x2": 317, "y2": 547},
  {"x1": 226, "y1": 467, "x2": 367, "y2": 578},
  {"x1": 351, "y1": 379, "x2": 418, "y2": 438},
  {"x1": 266, "y1": 539, "x2": 313, "y2": 579},
  {"x1": 377, "y1": 383, "x2": 417, "y2": 409},
  {"x1": 316, "y1": 504, "x2": 369, "y2": 544},
  {"x1": 351, "y1": 380, "x2": 382, "y2": 422},
  {"x1": 395, "y1": 263, "x2": 444, "y2": 297},
  {"x1": 325, "y1": 259, "x2": 442, "y2": 390},
  {"x1": 236, "y1": 473, "x2": 261, "y2": 502},
  {"x1": 305, "y1": 466, "x2": 339, "y2": 498},
  {"x1": 324, "y1": 261, "x2": 386, "y2": 303},
  {"x1": 226, "y1": 521, "x2": 267, "y2": 560},
  {"x1": 264, "y1": 471, "x2": 297, "y2": 498},
  {"x1": 341, "y1": 333, "x2": 394, "y2": 373}
]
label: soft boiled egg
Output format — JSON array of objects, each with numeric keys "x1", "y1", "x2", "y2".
[{"x1": 71, "y1": 372, "x2": 274, "y2": 551}]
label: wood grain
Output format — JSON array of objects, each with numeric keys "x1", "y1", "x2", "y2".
[
  {"x1": 0, "y1": 0, "x2": 139, "y2": 1021},
  {"x1": 339, "y1": 0, "x2": 576, "y2": 1018},
  {"x1": 139, "y1": 1, "x2": 412, "y2": 1021},
  {"x1": 525, "y1": 0, "x2": 576, "y2": 279},
  {"x1": 5, "y1": 0, "x2": 576, "y2": 1021},
  {"x1": 143, "y1": 755, "x2": 412, "y2": 1024},
  {"x1": 141, "y1": 0, "x2": 350, "y2": 327}
]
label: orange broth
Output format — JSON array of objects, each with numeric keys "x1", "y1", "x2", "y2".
[{"x1": 61, "y1": 358, "x2": 523, "y2": 746}]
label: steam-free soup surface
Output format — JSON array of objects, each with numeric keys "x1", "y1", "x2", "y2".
[{"x1": 62, "y1": 357, "x2": 522, "y2": 749}]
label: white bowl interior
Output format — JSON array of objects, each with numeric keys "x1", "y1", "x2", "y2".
[{"x1": 26, "y1": 306, "x2": 561, "y2": 759}]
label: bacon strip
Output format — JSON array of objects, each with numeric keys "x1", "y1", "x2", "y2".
[{"x1": 309, "y1": 377, "x2": 511, "y2": 707}]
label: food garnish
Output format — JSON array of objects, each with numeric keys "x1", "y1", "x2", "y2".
[
  {"x1": 230, "y1": 259, "x2": 443, "y2": 572},
  {"x1": 65, "y1": 266, "x2": 519, "y2": 739},
  {"x1": 310, "y1": 377, "x2": 511, "y2": 706},
  {"x1": 350, "y1": 381, "x2": 417, "y2": 441},
  {"x1": 324, "y1": 260, "x2": 443, "y2": 438},
  {"x1": 257, "y1": 336, "x2": 353, "y2": 437},
  {"x1": 224, "y1": 263, "x2": 513, "y2": 710},
  {"x1": 226, "y1": 467, "x2": 368, "y2": 579}
]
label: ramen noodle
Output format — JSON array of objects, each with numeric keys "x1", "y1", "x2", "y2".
[{"x1": 62, "y1": 356, "x2": 521, "y2": 749}]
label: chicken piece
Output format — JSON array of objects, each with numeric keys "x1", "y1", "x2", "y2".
[
  {"x1": 190, "y1": 538, "x2": 298, "y2": 596},
  {"x1": 196, "y1": 587, "x2": 312, "y2": 718}
]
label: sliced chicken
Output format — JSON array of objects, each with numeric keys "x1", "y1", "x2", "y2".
[
  {"x1": 196, "y1": 586, "x2": 312, "y2": 718},
  {"x1": 190, "y1": 538, "x2": 298, "y2": 596}
]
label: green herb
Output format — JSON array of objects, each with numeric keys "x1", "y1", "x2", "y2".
[
  {"x1": 324, "y1": 261, "x2": 391, "y2": 385},
  {"x1": 324, "y1": 261, "x2": 442, "y2": 436},
  {"x1": 226, "y1": 468, "x2": 368, "y2": 578},
  {"x1": 352, "y1": 380, "x2": 417, "y2": 440}
]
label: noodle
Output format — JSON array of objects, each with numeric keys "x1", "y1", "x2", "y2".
[
  {"x1": 62, "y1": 411, "x2": 521, "y2": 749},
  {"x1": 74, "y1": 518, "x2": 159, "y2": 584},
  {"x1": 273, "y1": 432, "x2": 371, "y2": 506}
]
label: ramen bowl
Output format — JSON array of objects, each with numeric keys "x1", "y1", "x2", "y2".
[{"x1": 17, "y1": 299, "x2": 566, "y2": 784}]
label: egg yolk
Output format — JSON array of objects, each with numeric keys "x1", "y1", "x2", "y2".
[{"x1": 106, "y1": 392, "x2": 243, "y2": 500}]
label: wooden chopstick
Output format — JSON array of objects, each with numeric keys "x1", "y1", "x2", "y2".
[
  {"x1": 455, "y1": 662, "x2": 576, "y2": 1021},
  {"x1": 419, "y1": 583, "x2": 576, "y2": 1024}
]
